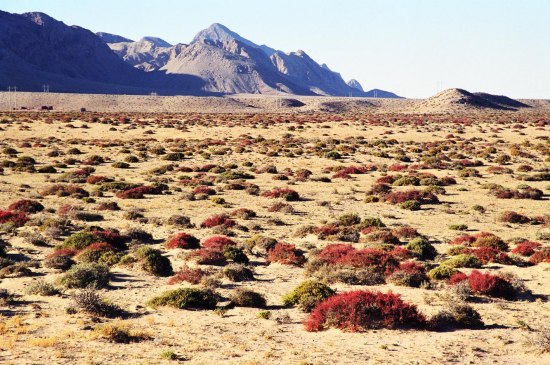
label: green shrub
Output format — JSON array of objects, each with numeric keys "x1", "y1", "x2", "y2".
[
  {"x1": 58, "y1": 263, "x2": 110, "y2": 289},
  {"x1": 223, "y1": 263, "x2": 254, "y2": 281},
  {"x1": 26, "y1": 281, "x2": 59, "y2": 296},
  {"x1": 147, "y1": 288, "x2": 217, "y2": 310},
  {"x1": 427, "y1": 265, "x2": 458, "y2": 280},
  {"x1": 449, "y1": 224, "x2": 468, "y2": 231},
  {"x1": 112, "y1": 162, "x2": 130, "y2": 169},
  {"x1": 441, "y1": 254, "x2": 482, "y2": 269},
  {"x1": 282, "y1": 280, "x2": 335, "y2": 312},
  {"x1": 61, "y1": 232, "x2": 99, "y2": 250},
  {"x1": 135, "y1": 247, "x2": 173, "y2": 277},
  {"x1": 400, "y1": 200, "x2": 421, "y2": 211},
  {"x1": 359, "y1": 217, "x2": 386, "y2": 229},
  {"x1": 337, "y1": 213, "x2": 361, "y2": 226},
  {"x1": 406, "y1": 237, "x2": 437, "y2": 260},
  {"x1": 257, "y1": 310, "x2": 272, "y2": 319},
  {"x1": 430, "y1": 304, "x2": 484, "y2": 330},
  {"x1": 223, "y1": 246, "x2": 249, "y2": 264},
  {"x1": 230, "y1": 289, "x2": 266, "y2": 308}
]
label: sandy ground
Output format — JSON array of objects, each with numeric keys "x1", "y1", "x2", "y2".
[{"x1": 0, "y1": 107, "x2": 549, "y2": 364}]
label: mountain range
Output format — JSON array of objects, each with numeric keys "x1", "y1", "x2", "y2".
[{"x1": 0, "y1": 10, "x2": 401, "y2": 98}]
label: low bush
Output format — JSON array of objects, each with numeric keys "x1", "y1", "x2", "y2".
[
  {"x1": 428, "y1": 265, "x2": 458, "y2": 280},
  {"x1": 529, "y1": 247, "x2": 550, "y2": 264},
  {"x1": 440, "y1": 254, "x2": 482, "y2": 269},
  {"x1": 471, "y1": 232, "x2": 508, "y2": 251},
  {"x1": 0, "y1": 210, "x2": 29, "y2": 227},
  {"x1": 304, "y1": 290, "x2": 426, "y2": 332},
  {"x1": 165, "y1": 233, "x2": 200, "y2": 249},
  {"x1": 230, "y1": 208, "x2": 256, "y2": 220},
  {"x1": 511, "y1": 241, "x2": 541, "y2": 256},
  {"x1": 267, "y1": 242, "x2": 306, "y2": 266},
  {"x1": 193, "y1": 248, "x2": 226, "y2": 266},
  {"x1": 405, "y1": 237, "x2": 437, "y2": 260},
  {"x1": 168, "y1": 265, "x2": 209, "y2": 285},
  {"x1": 147, "y1": 288, "x2": 217, "y2": 309},
  {"x1": 200, "y1": 214, "x2": 235, "y2": 229},
  {"x1": 26, "y1": 280, "x2": 59, "y2": 296},
  {"x1": 387, "y1": 261, "x2": 428, "y2": 288},
  {"x1": 429, "y1": 304, "x2": 484, "y2": 330},
  {"x1": 384, "y1": 189, "x2": 439, "y2": 205},
  {"x1": 223, "y1": 246, "x2": 249, "y2": 264},
  {"x1": 282, "y1": 280, "x2": 335, "y2": 312},
  {"x1": 262, "y1": 188, "x2": 301, "y2": 201},
  {"x1": 135, "y1": 247, "x2": 173, "y2": 277},
  {"x1": 72, "y1": 288, "x2": 121, "y2": 317},
  {"x1": 468, "y1": 270, "x2": 517, "y2": 299},
  {"x1": 230, "y1": 289, "x2": 266, "y2": 308},
  {"x1": 8, "y1": 199, "x2": 44, "y2": 214},
  {"x1": 92, "y1": 320, "x2": 151, "y2": 344},
  {"x1": 58, "y1": 263, "x2": 110, "y2": 289},
  {"x1": 223, "y1": 263, "x2": 254, "y2": 281},
  {"x1": 499, "y1": 211, "x2": 531, "y2": 224}
]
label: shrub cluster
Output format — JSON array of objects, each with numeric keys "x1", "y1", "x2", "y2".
[{"x1": 304, "y1": 290, "x2": 426, "y2": 332}]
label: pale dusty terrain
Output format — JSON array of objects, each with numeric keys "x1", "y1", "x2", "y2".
[{"x1": 0, "y1": 106, "x2": 549, "y2": 365}]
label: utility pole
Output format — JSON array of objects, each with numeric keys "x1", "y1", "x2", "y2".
[
  {"x1": 7, "y1": 87, "x2": 11, "y2": 110},
  {"x1": 13, "y1": 86, "x2": 17, "y2": 110}
]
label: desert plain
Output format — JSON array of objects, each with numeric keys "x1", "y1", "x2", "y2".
[{"x1": 0, "y1": 93, "x2": 549, "y2": 365}]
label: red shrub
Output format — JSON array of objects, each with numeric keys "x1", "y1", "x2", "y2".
[
  {"x1": 529, "y1": 248, "x2": 550, "y2": 264},
  {"x1": 0, "y1": 210, "x2": 29, "y2": 227},
  {"x1": 168, "y1": 265, "x2": 208, "y2": 285},
  {"x1": 86, "y1": 175, "x2": 112, "y2": 184},
  {"x1": 376, "y1": 176, "x2": 396, "y2": 185},
  {"x1": 91, "y1": 230, "x2": 127, "y2": 249},
  {"x1": 194, "y1": 247, "x2": 227, "y2": 266},
  {"x1": 468, "y1": 270, "x2": 516, "y2": 299},
  {"x1": 499, "y1": 211, "x2": 530, "y2": 224},
  {"x1": 362, "y1": 229, "x2": 400, "y2": 245},
  {"x1": 314, "y1": 225, "x2": 340, "y2": 238},
  {"x1": 200, "y1": 214, "x2": 236, "y2": 228},
  {"x1": 450, "y1": 234, "x2": 476, "y2": 246},
  {"x1": 398, "y1": 261, "x2": 425, "y2": 274},
  {"x1": 202, "y1": 236, "x2": 236, "y2": 250},
  {"x1": 115, "y1": 185, "x2": 159, "y2": 199},
  {"x1": 230, "y1": 208, "x2": 256, "y2": 219},
  {"x1": 316, "y1": 245, "x2": 399, "y2": 275},
  {"x1": 193, "y1": 186, "x2": 216, "y2": 195},
  {"x1": 267, "y1": 242, "x2": 306, "y2": 266},
  {"x1": 389, "y1": 164, "x2": 408, "y2": 172},
  {"x1": 448, "y1": 272, "x2": 468, "y2": 285},
  {"x1": 465, "y1": 247, "x2": 512, "y2": 265},
  {"x1": 304, "y1": 290, "x2": 426, "y2": 332},
  {"x1": 166, "y1": 233, "x2": 200, "y2": 249},
  {"x1": 511, "y1": 241, "x2": 541, "y2": 256},
  {"x1": 8, "y1": 199, "x2": 44, "y2": 214},
  {"x1": 390, "y1": 246, "x2": 414, "y2": 260},
  {"x1": 337, "y1": 249, "x2": 399, "y2": 275},
  {"x1": 391, "y1": 226, "x2": 420, "y2": 240},
  {"x1": 262, "y1": 188, "x2": 300, "y2": 201},
  {"x1": 384, "y1": 189, "x2": 439, "y2": 205},
  {"x1": 46, "y1": 248, "x2": 78, "y2": 258},
  {"x1": 78, "y1": 242, "x2": 114, "y2": 255},
  {"x1": 316, "y1": 244, "x2": 355, "y2": 264}
]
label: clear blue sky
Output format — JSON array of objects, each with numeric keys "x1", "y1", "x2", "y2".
[{"x1": 1, "y1": 0, "x2": 549, "y2": 98}]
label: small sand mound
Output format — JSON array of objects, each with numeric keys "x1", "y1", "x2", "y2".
[
  {"x1": 280, "y1": 98, "x2": 306, "y2": 108},
  {"x1": 318, "y1": 100, "x2": 376, "y2": 112}
]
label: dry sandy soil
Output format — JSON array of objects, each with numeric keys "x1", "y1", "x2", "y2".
[{"x1": 0, "y1": 101, "x2": 549, "y2": 365}]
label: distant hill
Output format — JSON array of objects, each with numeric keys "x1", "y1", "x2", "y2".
[{"x1": 414, "y1": 88, "x2": 531, "y2": 112}]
